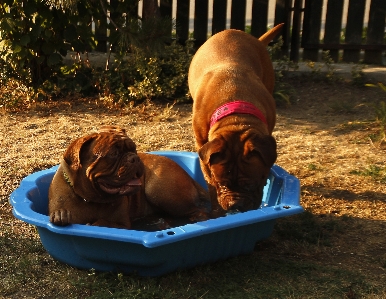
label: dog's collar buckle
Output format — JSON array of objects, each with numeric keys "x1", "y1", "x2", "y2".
[
  {"x1": 62, "y1": 169, "x2": 73, "y2": 187},
  {"x1": 63, "y1": 169, "x2": 89, "y2": 202},
  {"x1": 209, "y1": 100, "x2": 267, "y2": 128}
]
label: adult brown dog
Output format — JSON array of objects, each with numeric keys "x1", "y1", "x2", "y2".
[
  {"x1": 48, "y1": 126, "x2": 210, "y2": 229},
  {"x1": 188, "y1": 24, "x2": 283, "y2": 216}
]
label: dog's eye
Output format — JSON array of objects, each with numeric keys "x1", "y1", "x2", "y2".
[
  {"x1": 247, "y1": 149, "x2": 261, "y2": 160},
  {"x1": 209, "y1": 152, "x2": 224, "y2": 165}
]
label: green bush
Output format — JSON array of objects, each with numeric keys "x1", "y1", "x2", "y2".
[
  {"x1": 0, "y1": 0, "x2": 96, "y2": 87},
  {"x1": 0, "y1": 0, "x2": 190, "y2": 105},
  {"x1": 95, "y1": 41, "x2": 194, "y2": 104}
]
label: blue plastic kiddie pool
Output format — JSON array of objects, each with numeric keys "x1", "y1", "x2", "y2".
[{"x1": 10, "y1": 151, "x2": 303, "y2": 276}]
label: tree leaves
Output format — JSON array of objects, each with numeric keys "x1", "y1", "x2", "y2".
[
  {"x1": 20, "y1": 35, "x2": 31, "y2": 47},
  {"x1": 48, "y1": 53, "x2": 62, "y2": 66}
]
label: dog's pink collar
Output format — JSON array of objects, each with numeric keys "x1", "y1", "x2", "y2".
[{"x1": 210, "y1": 100, "x2": 267, "y2": 128}]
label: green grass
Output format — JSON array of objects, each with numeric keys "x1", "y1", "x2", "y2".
[
  {"x1": 274, "y1": 211, "x2": 345, "y2": 247},
  {"x1": 350, "y1": 164, "x2": 386, "y2": 182},
  {"x1": 307, "y1": 163, "x2": 321, "y2": 171},
  {"x1": 68, "y1": 259, "x2": 372, "y2": 299}
]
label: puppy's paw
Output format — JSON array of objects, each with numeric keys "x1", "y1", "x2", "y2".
[{"x1": 50, "y1": 209, "x2": 72, "y2": 226}]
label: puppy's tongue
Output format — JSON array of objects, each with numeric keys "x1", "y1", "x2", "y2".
[
  {"x1": 99, "y1": 178, "x2": 141, "y2": 195},
  {"x1": 118, "y1": 178, "x2": 142, "y2": 195}
]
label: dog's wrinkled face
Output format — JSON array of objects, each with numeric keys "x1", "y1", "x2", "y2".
[
  {"x1": 199, "y1": 130, "x2": 277, "y2": 212},
  {"x1": 63, "y1": 127, "x2": 144, "y2": 202}
]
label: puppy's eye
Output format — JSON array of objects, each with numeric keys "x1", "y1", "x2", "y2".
[{"x1": 107, "y1": 150, "x2": 119, "y2": 159}]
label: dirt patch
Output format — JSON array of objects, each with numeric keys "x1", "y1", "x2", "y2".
[{"x1": 275, "y1": 78, "x2": 386, "y2": 219}]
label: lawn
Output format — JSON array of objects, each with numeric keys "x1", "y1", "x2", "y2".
[{"x1": 1, "y1": 76, "x2": 386, "y2": 298}]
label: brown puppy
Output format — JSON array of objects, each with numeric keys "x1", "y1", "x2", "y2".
[
  {"x1": 48, "y1": 126, "x2": 210, "y2": 229},
  {"x1": 188, "y1": 25, "x2": 283, "y2": 216}
]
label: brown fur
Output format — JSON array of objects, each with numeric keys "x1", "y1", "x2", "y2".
[
  {"x1": 48, "y1": 126, "x2": 210, "y2": 229},
  {"x1": 188, "y1": 25, "x2": 283, "y2": 216}
]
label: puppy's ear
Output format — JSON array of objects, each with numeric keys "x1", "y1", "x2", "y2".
[
  {"x1": 244, "y1": 134, "x2": 277, "y2": 167},
  {"x1": 63, "y1": 134, "x2": 97, "y2": 169},
  {"x1": 198, "y1": 137, "x2": 225, "y2": 165},
  {"x1": 124, "y1": 137, "x2": 137, "y2": 153}
]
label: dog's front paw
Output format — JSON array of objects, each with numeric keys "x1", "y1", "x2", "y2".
[{"x1": 50, "y1": 209, "x2": 72, "y2": 226}]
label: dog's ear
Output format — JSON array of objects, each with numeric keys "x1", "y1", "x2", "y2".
[
  {"x1": 198, "y1": 137, "x2": 225, "y2": 165},
  {"x1": 98, "y1": 125, "x2": 127, "y2": 136},
  {"x1": 63, "y1": 134, "x2": 98, "y2": 170},
  {"x1": 244, "y1": 134, "x2": 277, "y2": 167}
]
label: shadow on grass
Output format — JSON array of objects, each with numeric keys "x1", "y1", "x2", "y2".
[
  {"x1": 302, "y1": 184, "x2": 386, "y2": 203},
  {"x1": 1, "y1": 211, "x2": 385, "y2": 298}
]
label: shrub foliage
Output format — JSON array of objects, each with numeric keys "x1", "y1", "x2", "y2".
[
  {"x1": 0, "y1": 0, "x2": 96, "y2": 86},
  {"x1": 0, "y1": 0, "x2": 192, "y2": 105},
  {"x1": 96, "y1": 41, "x2": 194, "y2": 104}
]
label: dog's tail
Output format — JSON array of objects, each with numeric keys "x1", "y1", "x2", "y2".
[{"x1": 258, "y1": 23, "x2": 284, "y2": 46}]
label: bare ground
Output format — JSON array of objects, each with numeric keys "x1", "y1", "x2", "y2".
[{"x1": 1, "y1": 76, "x2": 386, "y2": 297}]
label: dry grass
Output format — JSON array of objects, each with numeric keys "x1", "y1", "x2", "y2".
[{"x1": 1, "y1": 76, "x2": 386, "y2": 298}]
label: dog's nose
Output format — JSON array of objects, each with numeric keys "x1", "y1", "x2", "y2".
[{"x1": 128, "y1": 155, "x2": 140, "y2": 163}]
